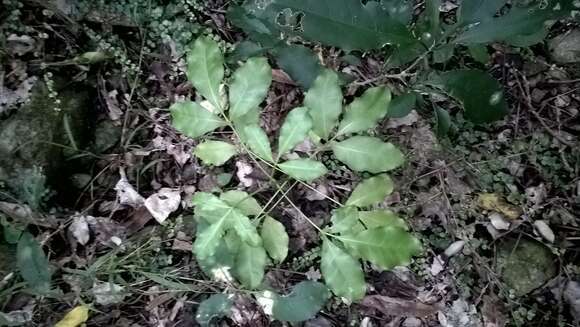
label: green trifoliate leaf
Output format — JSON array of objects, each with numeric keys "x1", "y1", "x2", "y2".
[
  {"x1": 358, "y1": 210, "x2": 408, "y2": 229},
  {"x1": 196, "y1": 294, "x2": 234, "y2": 327},
  {"x1": 171, "y1": 101, "x2": 226, "y2": 139},
  {"x1": 337, "y1": 87, "x2": 391, "y2": 135},
  {"x1": 194, "y1": 141, "x2": 237, "y2": 166},
  {"x1": 332, "y1": 136, "x2": 405, "y2": 173},
  {"x1": 304, "y1": 70, "x2": 343, "y2": 140},
  {"x1": 277, "y1": 107, "x2": 313, "y2": 158},
  {"x1": 278, "y1": 159, "x2": 328, "y2": 182},
  {"x1": 341, "y1": 226, "x2": 422, "y2": 270},
  {"x1": 17, "y1": 232, "x2": 51, "y2": 293},
  {"x1": 220, "y1": 190, "x2": 262, "y2": 216},
  {"x1": 329, "y1": 206, "x2": 362, "y2": 235},
  {"x1": 271, "y1": 281, "x2": 330, "y2": 322},
  {"x1": 346, "y1": 174, "x2": 394, "y2": 207},
  {"x1": 261, "y1": 216, "x2": 289, "y2": 263},
  {"x1": 321, "y1": 239, "x2": 366, "y2": 301},
  {"x1": 187, "y1": 37, "x2": 225, "y2": 110},
  {"x1": 235, "y1": 242, "x2": 267, "y2": 289},
  {"x1": 243, "y1": 125, "x2": 274, "y2": 162},
  {"x1": 229, "y1": 57, "x2": 272, "y2": 120}
]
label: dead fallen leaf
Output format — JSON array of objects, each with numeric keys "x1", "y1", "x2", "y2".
[
  {"x1": 69, "y1": 216, "x2": 90, "y2": 245},
  {"x1": 236, "y1": 161, "x2": 255, "y2": 188},
  {"x1": 54, "y1": 305, "x2": 89, "y2": 327},
  {"x1": 489, "y1": 213, "x2": 510, "y2": 231},
  {"x1": 477, "y1": 193, "x2": 522, "y2": 220},
  {"x1": 361, "y1": 295, "x2": 442, "y2": 318},
  {"x1": 115, "y1": 170, "x2": 145, "y2": 208},
  {"x1": 534, "y1": 220, "x2": 555, "y2": 243},
  {"x1": 144, "y1": 188, "x2": 181, "y2": 224}
]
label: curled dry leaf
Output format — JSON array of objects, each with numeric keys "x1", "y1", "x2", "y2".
[
  {"x1": 144, "y1": 188, "x2": 181, "y2": 224},
  {"x1": 534, "y1": 220, "x2": 555, "y2": 243},
  {"x1": 115, "y1": 171, "x2": 145, "y2": 208}
]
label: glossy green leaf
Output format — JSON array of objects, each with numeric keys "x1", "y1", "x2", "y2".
[
  {"x1": 277, "y1": 107, "x2": 313, "y2": 158},
  {"x1": 346, "y1": 174, "x2": 394, "y2": 207},
  {"x1": 194, "y1": 141, "x2": 237, "y2": 166},
  {"x1": 438, "y1": 69, "x2": 507, "y2": 124},
  {"x1": 171, "y1": 101, "x2": 226, "y2": 139},
  {"x1": 229, "y1": 57, "x2": 272, "y2": 120},
  {"x1": 187, "y1": 37, "x2": 224, "y2": 110},
  {"x1": 338, "y1": 87, "x2": 391, "y2": 135},
  {"x1": 278, "y1": 159, "x2": 328, "y2": 182},
  {"x1": 261, "y1": 216, "x2": 289, "y2": 263},
  {"x1": 304, "y1": 70, "x2": 343, "y2": 140},
  {"x1": 387, "y1": 92, "x2": 417, "y2": 118},
  {"x1": 196, "y1": 294, "x2": 234, "y2": 327},
  {"x1": 321, "y1": 239, "x2": 366, "y2": 301},
  {"x1": 274, "y1": 44, "x2": 322, "y2": 89},
  {"x1": 341, "y1": 226, "x2": 422, "y2": 270},
  {"x1": 332, "y1": 136, "x2": 405, "y2": 173},
  {"x1": 235, "y1": 242, "x2": 267, "y2": 289},
  {"x1": 220, "y1": 190, "x2": 262, "y2": 216},
  {"x1": 17, "y1": 232, "x2": 51, "y2": 293},
  {"x1": 243, "y1": 125, "x2": 274, "y2": 162},
  {"x1": 330, "y1": 206, "x2": 362, "y2": 235},
  {"x1": 271, "y1": 281, "x2": 330, "y2": 322},
  {"x1": 358, "y1": 210, "x2": 408, "y2": 229}
]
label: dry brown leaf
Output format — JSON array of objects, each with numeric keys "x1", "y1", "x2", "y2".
[
  {"x1": 361, "y1": 295, "x2": 442, "y2": 318},
  {"x1": 477, "y1": 193, "x2": 522, "y2": 220}
]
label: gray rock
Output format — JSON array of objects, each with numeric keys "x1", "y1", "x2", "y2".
[{"x1": 549, "y1": 29, "x2": 580, "y2": 64}]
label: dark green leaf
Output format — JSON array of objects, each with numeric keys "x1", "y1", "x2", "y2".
[
  {"x1": 228, "y1": 41, "x2": 269, "y2": 63},
  {"x1": 435, "y1": 106, "x2": 451, "y2": 137},
  {"x1": 16, "y1": 232, "x2": 51, "y2": 293},
  {"x1": 337, "y1": 87, "x2": 391, "y2": 135},
  {"x1": 433, "y1": 44, "x2": 454, "y2": 64},
  {"x1": 387, "y1": 92, "x2": 416, "y2": 118},
  {"x1": 458, "y1": 0, "x2": 504, "y2": 25},
  {"x1": 467, "y1": 45, "x2": 490, "y2": 64},
  {"x1": 271, "y1": 281, "x2": 330, "y2": 322},
  {"x1": 195, "y1": 294, "x2": 234, "y2": 327},
  {"x1": 273, "y1": 45, "x2": 322, "y2": 89}
]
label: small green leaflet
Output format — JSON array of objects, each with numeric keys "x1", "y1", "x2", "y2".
[
  {"x1": 229, "y1": 57, "x2": 272, "y2": 120},
  {"x1": 194, "y1": 217, "x2": 229, "y2": 260},
  {"x1": 338, "y1": 86, "x2": 391, "y2": 135},
  {"x1": 277, "y1": 107, "x2": 313, "y2": 158},
  {"x1": 171, "y1": 101, "x2": 226, "y2": 139},
  {"x1": 387, "y1": 92, "x2": 416, "y2": 118},
  {"x1": 220, "y1": 190, "x2": 262, "y2": 216},
  {"x1": 235, "y1": 242, "x2": 267, "y2": 289},
  {"x1": 195, "y1": 294, "x2": 234, "y2": 327},
  {"x1": 329, "y1": 206, "x2": 363, "y2": 235},
  {"x1": 321, "y1": 239, "x2": 366, "y2": 301},
  {"x1": 304, "y1": 70, "x2": 343, "y2": 140},
  {"x1": 358, "y1": 210, "x2": 408, "y2": 229},
  {"x1": 273, "y1": 44, "x2": 322, "y2": 89},
  {"x1": 16, "y1": 232, "x2": 51, "y2": 293},
  {"x1": 278, "y1": 159, "x2": 328, "y2": 182},
  {"x1": 243, "y1": 125, "x2": 274, "y2": 162},
  {"x1": 194, "y1": 141, "x2": 237, "y2": 166},
  {"x1": 187, "y1": 37, "x2": 225, "y2": 110},
  {"x1": 332, "y1": 136, "x2": 405, "y2": 173},
  {"x1": 261, "y1": 216, "x2": 289, "y2": 263},
  {"x1": 346, "y1": 174, "x2": 394, "y2": 207},
  {"x1": 271, "y1": 281, "x2": 330, "y2": 322}
]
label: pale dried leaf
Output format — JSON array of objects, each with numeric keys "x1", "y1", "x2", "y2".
[
  {"x1": 69, "y1": 216, "x2": 90, "y2": 245},
  {"x1": 115, "y1": 171, "x2": 145, "y2": 208},
  {"x1": 144, "y1": 188, "x2": 181, "y2": 224},
  {"x1": 534, "y1": 220, "x2": 555, "y2": 243},
  {"x1": 489, "y1": 213, "x2": 510, "y2": 231},
  {"x1": 236, "y1": 161, "x2": 255, "y2": 188}
]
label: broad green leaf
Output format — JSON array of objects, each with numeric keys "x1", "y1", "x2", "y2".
[
  {"x1": 278, "y1": 159, "x2": 328, "y2": 182},
  {"x1": 235, "y1": 242, "x2": 267, "y2": 289},
  {"x1": 387, "y1": 92, "x2": 416, "y2": 118},
  {"x1": 171, "y1": 101, "x2": 226, "y2": 139},
  {"x1": 304, "y1": 70, "x2": 343, "y2": 140},
  {"x1": 196, "y1": 229, "x2": 237, "y2": 278},
  {"x1": 220, "y1": 190, "x2": 262, "y2": 216},
  {"x1": 266, "y1": 0, "x2": 415, "y2": 50},
  {"x1": 230, "y1": 213, "x2": 262, "y2": 247},
  {"x1": 338, "y1": 87, "x2": 391, "y2": 135},
  {"x1": 193, "y1": 217, "x2": 229, "y2": 260},
  {"x1": 321, "y1": 239, "x2": 366, "y2": 301},
  {"x1": 332, "y1": 136, "x2": 405, "y2": 173},
  {"x1": 228, "y1": 41, "x2": 268, "y2": 63},
  {"x1": 458, "y1": 0, "x2": 504, "y2": 25},
  {"x1": 193, "y1": 192, "x2": 234, "y2": 224},
  {"x1": 261, "y1": 216, "x2": 289, "y2": 263},
  {"x1": 438, "y1": 70, "x2": 507, "y2": 124},
  {"x1": 17, "y1": 232, "x2": 51, "y2": 293},
  {"x1": 243, "y1": 125, "x2": 274, "y2": 162},
  {"x1": 358, "y1": 210, "x2": 408, "y2": 229},
  {"x1": 271, "y1": 281, "x2": 330, "y2": 322},
  {"x1": 433, "y1": 44, "x2": 454, "y2": 64},
  {"x1": 346, "y1": 174, "x2": 394, "y2": 207},
  {"x1": 273, "y1": 44, "x2": 322, "y2": 89},
  {"x1": 277, "y1": 107, "x2": 313, "y2": 158},
  {"x1": 187, "y1": 37, "x2": 224, "y2": 110},
  {"x1": 468, "y1": 45, "x2": 490, "y2": 64},
  {"x1": 194, "y1": 141, "x2": 237, "y2": 166},
  {"x1": 329, "y1": 206, "x2": 363, "y2": 235},
  {"x1": 196, "y1": 294, "x2": 234, "y2": 327},
  {"x1": 435, "y1": 106, "x2": 451, "y2": 137},
  {"x1": 229, "y1": 57, "x2": 272, "y2": 120},
  {"x1": 341, "y1": 226, "x2": 422, "y2": 270}
]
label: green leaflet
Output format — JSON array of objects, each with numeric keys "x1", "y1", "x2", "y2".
[
  {"x1": 261, "y1": 216, "x2": 289, "y2": 263},
  {"x1": 243, "y1": 124, "x2": 274, "y2": 162},
  {"x1": 235, "y1": 242, "x2": 267, "y2": 289},
  {"x1": 186, "y1": 37, "x2": 225, "y2": 110},
  {"x1": 271, "y1": 281, "x2": 330, "y2": 322},
  {"x1": 229, "y1": 57, "x2": 272, "y2": 120},
  {"x1": 17, "y1": 232, "x2": 51, "y2": 293},
  {"x1": 277, "y1": 107, "x2": 313, "y2": 158},
  {"x1": 321, "y1": 239, "x2": 366, "y2": 301},
  {"x1": 273, "y1": 44, "x2": 322, "y2": 89},
  {"x1": 435, "y1": 106, "x2": 451, "y2": 137},
  {"x1": 346, "y1": 174, "x2": 394, "y2": 207},
  {"x1": 220, "y1": 190, "x2": 262, "y2": 216},
  {"x1": 304, "y1": 70, "x2": 343, "y2": 140},
  {"x1": 340, "y1": 226, "x2": 422, "y2": 270},
  {"x1": 196, "y1": 294, "x2": 234, "y2": 327},
  {"x1": 278, "y1": 159, "x2": 328, "y2": 182},
  {"x1": 329, "y1": 206, "x2": 363, "y2": 235},
  {"x1": 194, "y1": 141, "x2": 237, "y2": 166},
  {"x1": 194, "y1": 216, "x2": 229, "y2": 260},
  {"x1": 358, "y1": 210, "x2": 408, "y2": 229},
  {"x1": 387, "y1": 92, "x2": 416, "y2": 118},
  {"x1": 338, "y1": 86, "x2": 391, "y2": 135},
  {"x1": 171, "y1": 101, "x2": 226, "y2": 139},
  {"x1": 332, "y1": 136, "x2": 405, "y2": 173}
]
